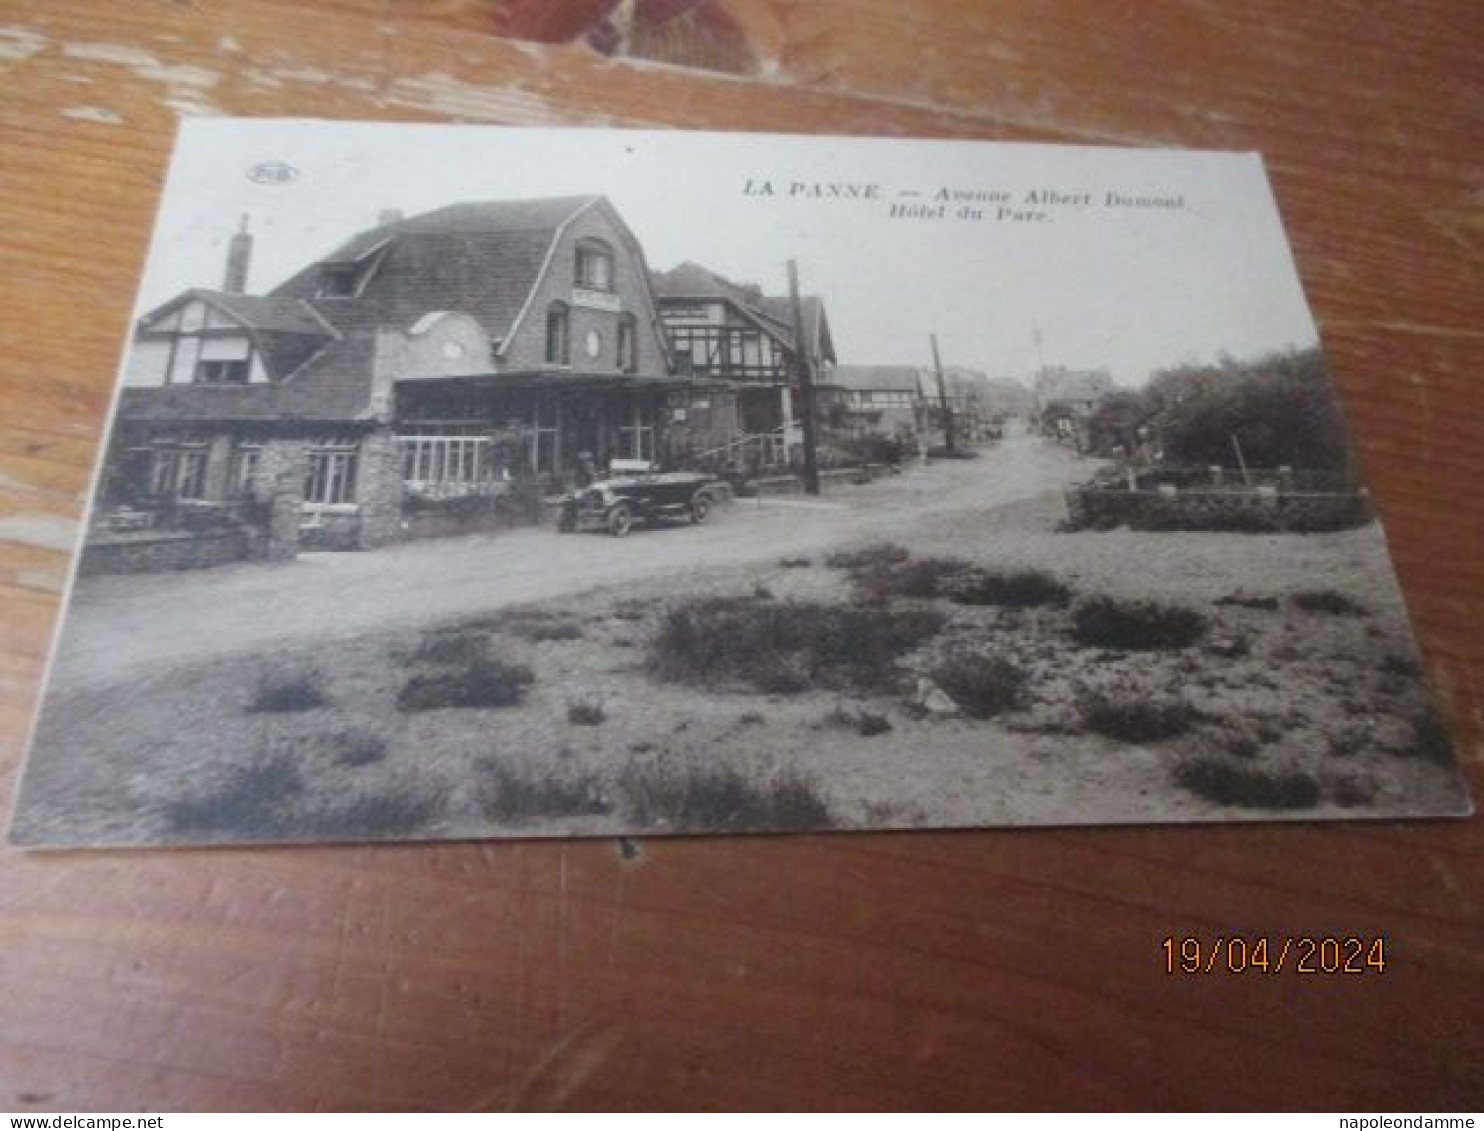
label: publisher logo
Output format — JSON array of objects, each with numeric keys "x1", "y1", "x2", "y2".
[{"x1": 246, "y1": 160, "x2": 299, "y2": 185}]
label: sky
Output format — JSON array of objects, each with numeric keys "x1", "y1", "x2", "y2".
[{"x1": 134, "y1": 120, "x2": 1321, "y2": 388}]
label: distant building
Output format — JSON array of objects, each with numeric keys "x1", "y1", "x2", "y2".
[
  {"x1": 824, "y1": 365, "x2": 925, "y2": 441},
  {"x1": 650, "y1": 260, "x2": 836, "y2": 469},
  {"x1": 1033, "y1": 365, "x2": 1115, "y2": 451}
]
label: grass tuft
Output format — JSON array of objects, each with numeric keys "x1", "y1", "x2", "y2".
[
  {"x1": 948, "y1": 567, "x2": 1072, "y2": 608},
  {"x1": 1076, "y1": 686, "x2": 1198, "y2": 742},
  {"x1": 310, "y1": 791, "x2": 443, "y2": 838},
  {"x1": 1172, "y1": 757, "x2": 1321, "y2": 810},
  {"x1": 480, "y1": 759, "x2": 609, "y2": 820},
  {"x1": 825, "y1": 703, "x2": 894, "y2": 737},
  {"x1": 567, "y1": 696, "x2": 607, "y2": 726},
  {"x1": 1070, "y1": 596, "x2": 1207, "y2": 651},
  {"x1": 163, "y1": 753, "x2": 304, "y2": 838},
  {"x1": 1292, "y1": 590, "x2": 1367, "y2": 617},
  {"x1": 932, "y1": 654, "x2": 1028, "y2": 719},
  {"x1": 329, "y1": 729, "x2": 388, "y2": 767},
  {"x1": 397, "y1": 658, "x2": 534, "y2": 711},
  {"x1": 648, "y1": 598, "x2": 944, "y2": 696},
  {"x1": 823, "y1": 542, "x2": 911, "y2": 571},
  {"x1": 620, "y1": 762, "x2": 830, "y2": 831},
  {"x1": 413, "y1": 629, "x2": 487, "y2": 666},
  {"x1": 248, "y1": 669, "x2": 328, "y2": 713},
  {"x1": 1213, "y1": 594, "x2": 1280, "y2": 611}
]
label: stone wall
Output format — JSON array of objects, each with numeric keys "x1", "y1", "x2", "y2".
[
  {"x1": 79, "y1": 528, "x2": 258, "y2": 575},
  {"x1": 1065, "y1": 486, "x2": 1372, "y2": 533},
  {"x1": 356, "y1": 428, "x2": 405, "y2": 548}
]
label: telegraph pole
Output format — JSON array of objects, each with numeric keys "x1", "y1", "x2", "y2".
[
  {"x1": 931, "y1": 333, "x2": 955, "y2": 456},
  {"x1": 788, "y1": 259, "x2": 820, "y2": 495}
]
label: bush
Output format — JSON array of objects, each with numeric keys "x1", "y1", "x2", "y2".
[
  {"x1": 949, "y1": 567, "x2": 1072, "y2": 608},
  {"x1": 620, "y1": 762, "x2": 830, "y2": 831},
  {"x1": 397, "y1": 658, "x2": 534, "y2": 711},
  {"x1": 402, "y1": 492, "x2": 493, "y2": 520},
  {"x1": 1292, "y1": 590, "x2": 1366, "y2": 617},
  {"x1": 648, "y1": 598, "x2": 944, "y2": 696},
  {"x1": 1172, "y1": 757, "x2": 1321, "y2": 810},
  {"x1": 1070, "y1": 596, "x2": 1207, "y2": 651},
  {"x1": 823, "y1": 542, "x2": 911, "y2": 572},
  {"x1": 248, "y1": 669, "x2": 328, "y2": 713},
  {"x1": 567, "y1": 696, "x2": 607, "y2": 726},
  {"x1": 855, "y1": 555, "x2": 973, "y2": 599},
  {"x1": 778, "y1": 556, "x2": 813, "y2": 569},
  {"x1": 481, "y1": 759, "x2": 609, "y2": 820},
  {"x1": 1076, "y1": 687, "x2": 1197, "y2": 742},
  {"x1": 933, "y1": 654, "x2": 1027, "y2": 719},
  {"x1": 164, "y1": 753, "x2": 305, "y2": 838}
]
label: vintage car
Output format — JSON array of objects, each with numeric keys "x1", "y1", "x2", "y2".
[{"x1": 557, "y1": 459, "x2": 720, "y2": 537}]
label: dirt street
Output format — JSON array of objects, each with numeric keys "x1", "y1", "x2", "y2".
[{"x1": 46, "y1": 431, "x2": 1092, "y2": 689}]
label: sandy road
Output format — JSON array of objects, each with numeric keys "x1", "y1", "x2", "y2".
[{"x1": 43, "y1": 431, "x2": 1092, "y2": 689}]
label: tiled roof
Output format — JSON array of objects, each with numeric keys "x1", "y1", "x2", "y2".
[
  {"x1": 652, "y1": 261, "x2": 833, "y2": 361},
  {"x1": 118, "y1": 335, "x2": 375, "y2": 423},
  {"x1": 829, "y1": 364, "x2": 925, "y2": 393},
  {"x1": 203, "y1": 291, "x2": 334, "y2": 336},
  {"x1": 123, "y1": 197, "x2": 601, "y2": 424}
]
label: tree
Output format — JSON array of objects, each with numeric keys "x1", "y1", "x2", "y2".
[{"x1": 1149, "y1": 347, "x2": 1353, "y2": 473}]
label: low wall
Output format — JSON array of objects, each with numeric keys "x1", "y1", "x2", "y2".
[
  {"x1": 1066, "y1": 486, "x2": 1371, "y2": 533},
  {"x1": 745, "y1": 464, "x2": 885, "y2": 497},
  {"x1": 299, "y1": 511, "x2": 361, "y2": 552},
  {"x1": 79, "y1": 528, "x2": 257, "y2": 575}
]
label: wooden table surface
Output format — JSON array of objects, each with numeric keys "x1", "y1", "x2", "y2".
[{"x1": 1, "y1": 0, "x2": 1481, "y2": 1111}]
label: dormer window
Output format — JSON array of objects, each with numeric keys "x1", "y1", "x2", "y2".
[
  {"x1": 574, "y1": 239, "x2": 614, "y2": 292},
  {"x1": 317, "y1": 266, "x2": 357, "y2": 298}
]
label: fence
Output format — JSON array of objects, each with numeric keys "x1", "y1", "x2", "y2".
[{"x1": 1065, "y1": 466, "x2": 1370, "y2": 533}]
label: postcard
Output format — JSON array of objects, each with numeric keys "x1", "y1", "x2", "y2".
[{"x1": 8, "y1": 119, "x2": 1471, "y2": 847}]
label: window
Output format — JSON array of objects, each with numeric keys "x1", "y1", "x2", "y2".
[
  {"x1": 150, "y1": 445, "x2": 208, "y2": 499},
  {"x1": 195, "y1": 358, "x2": 250, "y2": 385},
  {"x1": 574, "y1": 240, "x2": 614, "y2": 291},
  {"x1": 304, "y1": 447, "x2": 358, "y2": 505},
  {"x1": 317, "y1": 266, "x2": 357, "y2": 298},
  {"x1": 531, "y1": 399, "x2": 559, "y2": 474},
  {"x1": 616, "y1": 397, "x2": 655, "y2": 462},
  {"x1": 400, "y1": 434, "x2": 489, "y2": 487},
  {"x1": 662, "y1": 326, "x2": 783, "y2": 380},
  {"x1": 228, "y1": 444, "x2": 262, "y2": 497},
  {"x1": 616, "y1": 315, "x2": 637, "y2": 373},
  {"x1": 545, "y1": 303, "x2": 570, "y2": 366}
]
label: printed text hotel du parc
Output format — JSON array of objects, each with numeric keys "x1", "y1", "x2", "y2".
[{"x1": 740, "y1": 178, "x2": 1186, "y2": 223}]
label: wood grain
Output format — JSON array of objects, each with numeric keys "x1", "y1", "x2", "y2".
[{"x1": 0, "y1": 0, "x2": 1480, "y2": 1110}]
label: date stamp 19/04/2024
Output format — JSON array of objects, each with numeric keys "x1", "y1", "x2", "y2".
[{"x1": 1162, "y1": 936, "x2": 1388, "y2": 975}]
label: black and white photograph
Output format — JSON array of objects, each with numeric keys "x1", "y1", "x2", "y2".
[{"x1": 8, "y1": 119, "x2": 1471, "y2": 847}]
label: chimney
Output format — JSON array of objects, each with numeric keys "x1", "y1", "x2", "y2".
[
  {"x1": 378, "y1": 208, "x2": 404, "y2": 227},
  {"x1": 223, "y1": 213, "x2": 252, "y2": 294}
]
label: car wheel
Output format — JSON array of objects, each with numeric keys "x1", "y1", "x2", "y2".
[
  {"x1": 607, "y1": 503, "x2": 634, "y2": 537},
  {"x1": 690, "y1": 491, "x2": 711, "y2": 525}
]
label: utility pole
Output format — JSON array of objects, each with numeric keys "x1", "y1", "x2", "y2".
[
  {"x1": 931, "y1": 333, "x2": 955, "y2": 456},
  {"x1": 787, "y1": 259, "x2": 820, "y2": 495}
]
